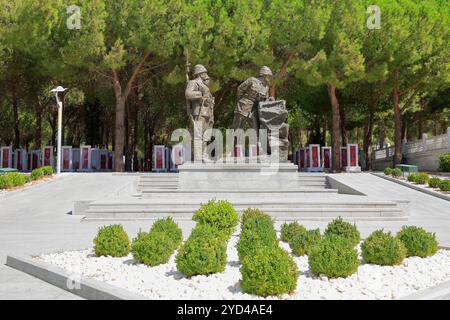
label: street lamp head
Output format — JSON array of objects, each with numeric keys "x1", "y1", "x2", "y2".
[{"x1": 51, "y1": 86, "x2": 67, "y2": 93}]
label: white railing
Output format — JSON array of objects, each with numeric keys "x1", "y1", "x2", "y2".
[{"x1": 373, "y1": 127, "x2": 450, "y2": 160}]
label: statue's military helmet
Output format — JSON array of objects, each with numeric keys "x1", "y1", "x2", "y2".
[
  {"x1": 259, "y1": 66, "x2": 273, "y2": 76},
  {"x1": 193, "y1": 64, "x2": 208, "y2": 77}
]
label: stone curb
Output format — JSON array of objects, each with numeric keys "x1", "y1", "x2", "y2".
[
  {"x1": 399, "y1": 279, "x2": 450, "y2": 300},
  {"x1": 371, "y1": 173, "x2": 450, "y2": 202},
  {"x1": 5, "y1": 254, "x2": 147, "y2": 300}
]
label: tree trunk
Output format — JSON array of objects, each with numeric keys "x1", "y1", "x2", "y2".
[
  {"x1": 327, "y1": 83, "x2": 341, "y2": 171},
  {"x1": 35, "y1": 102, "x2": 42, "y2": 149},
  {"x1": 339, "y1": 103, "x2": 348, "y2": 147},
  {"x1": 393, "y1": 87, "x2": 403, "y2": 165},
  {"x1": 114, "y1": 96, "x2": 126, "y2": 172},
  {"x1": 270, "y1": 52, "x2": 294, "y2": 98},
  {"x1": 112, "y1": 54, "x2": 150, "y2": 172},
  {"x1": 363, "y1": 95, "x2": 376, "y2": 170},
  {"x1": 417, "y1": 111, "x2": 424, "y2": 140},
  {"x1": 12, "y1": 85, "x2": 20, "y2": 149}
]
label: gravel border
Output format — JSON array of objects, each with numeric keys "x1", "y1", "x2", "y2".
[
  {"x1": 6, "y1": 247, "x2": 450, "y2": 300},
  {"x1": 371, "y1": 173, "x2": 450, "y2": 202},
  {"x1": 6, "y1": 254, "x2": 146, "y2": 300}
]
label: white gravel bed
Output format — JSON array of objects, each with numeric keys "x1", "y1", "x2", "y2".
[{"x1": 35, "y1": 235, "x2": 450, "y2": 300}]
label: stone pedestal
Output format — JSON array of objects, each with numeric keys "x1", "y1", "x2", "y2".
[{"x1": 178, "y1": 161, "x2": 299, "y2": 191}]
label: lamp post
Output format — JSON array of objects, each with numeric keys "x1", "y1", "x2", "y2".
[{"x1": 50, "y1": 86, "x2": 67, "y2": 174}]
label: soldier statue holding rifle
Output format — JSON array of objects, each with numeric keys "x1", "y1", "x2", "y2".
[{"x1": 185, "y1": 64, "x2": 215, "y2": 161}]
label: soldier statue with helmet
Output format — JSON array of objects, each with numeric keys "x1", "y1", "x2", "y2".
[
  {"x1": 231, "y1": 66, "x2": 274, "y2": 153},
  {"x1": 185, "y1": 64, "x2": 215, "y2": 161}
]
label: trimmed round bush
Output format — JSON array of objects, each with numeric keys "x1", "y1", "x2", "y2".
[
  {"x1": 429, "y1": 177, "x2": 442, "y2": 188},
  {"x1": 176, "y1": 225, "x2": 227, "y2": 277},
  {"x1": 439, "y1": 153, "x2": 450, "y2": 172},
  {"x1": 308, "y1": 234, "x2": 359, "y2": 278},
  {"x1": 407, "y1": 173, "x2": 417, "y2": 183},
  {"x1": 280, "y1": 222, "x2": 306, "y2": 243},
  {"x1": 396, "y1": 226, "x2": 438, "y2": 258},
  {"x1": 41, "y1": 166, "x2": 53, "y2": 176},
  {"x1": 439, "y1": 179, "x2": 450, "y2": 191},
  {"x1": 192, "y1": 199, "x2": 238, "y2": 237},
  {"x1": 30, "y1": 168, "x2": 44, "y2": 180},
  {"x1": 237, "y1": 212, "x2": 278, "y2": 261},
  {"x1": 289, "y1": 228, "x2": 321, "y2": 256},
  {"x1": 241, "y1": 208, "x2": 267, "y2": 225},
  {"x1": 384, "y1": 167, "x2": 393, "y2": 176},
  {"x1": 150, "y1": 217, "x2": 182, "y2": 246},
  {"x1": 391, "y1": 168, "x2": 402, "y2": 177},
  {"x1": 408, "y1": 172, "x2": 429, "y2": 184},
  {"x1": 0, "y1": 174, "x2": 14, "y2": 189},
  {"x1": 361, "y1": 230, "x2": 406, "y2": 266},
  {"x1": 93, "y1": 224, "x2": 130, "y2": 257},
  {"x1": 324, "y1": 217, "x2": 360, "y2": 246},
  {"x1": 240, "y1": 246, "x2": 298, "y2": 297},
  {"x1": 132, "y1": 231, "x2": 177, "y2": 266}
]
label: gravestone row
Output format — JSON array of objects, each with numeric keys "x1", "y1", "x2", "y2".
[
  {"x1": 0, "y1": 145, "x2": 114, "y2": 172},
  {"x1": 292, "y1": 144, "x2": 361, "y2": 172}
]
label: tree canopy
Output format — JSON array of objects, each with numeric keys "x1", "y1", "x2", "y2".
[{"x1": 0, "y1": 0, "x2": 448, "y2": 171}]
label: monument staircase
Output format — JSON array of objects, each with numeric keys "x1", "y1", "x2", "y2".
[{"x1": 79, "y1": 161, "x2": 409, "y2": 221}]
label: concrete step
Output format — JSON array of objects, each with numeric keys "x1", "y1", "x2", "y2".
[
  {"x1": 84, "y1": 207, "x2": 405, "y2": 220},
  {"x1": 139, "y1": 189, "x2": 339, "y2": 199}
]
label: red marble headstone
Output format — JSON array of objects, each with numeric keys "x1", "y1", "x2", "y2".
[{"x1": 341, "y1": 147, "x2": 347, "y2": 168}]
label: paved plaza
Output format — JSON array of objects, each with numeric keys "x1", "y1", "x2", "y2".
[{"x1": 0, "y1": 172, "x2": 449, "y2": 299}]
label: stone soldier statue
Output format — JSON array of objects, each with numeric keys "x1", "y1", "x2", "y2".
[
  {"x1": 232, "y1": 66, "x2": 274, "y2": 134},
  {"x1": 185, "y1": 64, "x2": 215, "y2": 161}
]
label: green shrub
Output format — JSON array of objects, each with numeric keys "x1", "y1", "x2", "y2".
[
  {"x1": 439, "y1": 179, "x2": 450, "y2": 192},
  {"x1": 361, "y1": 230, "x2": 406, "y2": 266},
  {"x1": 24, "y1": 175, "x2": 32, "y2": 183},
  {"x1": 241, "y1": 208, "x2": 268, "y2": 225},
  {"x1": 289, "y1": 229, "x2": 321, "y2": 256},
  {"x1": 93, "y1": 224, "x2": 130, "y2": 257},
  {"x1": 324, "y1": 217, "x2": 360, "y2": 246},
  {"x1": 396, "y1": 226, "x2": 438, "y2": 258},
  {"x1": 176, "y1": 225, "x2": 227, "y2": 277},
  {"x1": 41, "y1": 166, "x2": 53, "y2": 176},
  {"x1": 192, "y1": 199, "x2": 238, "y2": 237},
  {"x1": 308, "y1": 234, "x2": 359, "y2": 278},
  {"x1": 280, "y1": 222, "x2": 306, "y2": 243},
  {"x1": 150, "y1": 217, "x2": 183, "y2": 247},
  {"x1": 408, "y1": 172, "x2": 429, "y2": 184},
  {"x1": 391, "y1": 168, "x2": 402, "y2": 177},
  {"x1": 240, "y1": 246, "x2": 298, "y2": 297},
  {"x1": 0, "y1": 172, "x2": 27, "y2": 189},
  {"x1": 237, "y1": 213, "x2": 278, "y2": 261},
  {"x1": 131, "y1": 231, "x2": 177, "y2": 266},
  {"x1": 9, "y1": 172, "x2": 26, "y2": 187},
  {"x1": 0, "y1": 174, "x2": 14, "y2": 189},
  {"x1": 439, "y1": 153, "x2": 450, "y2": 172},
  {"x1": 429, "y1": 177, "x2": 442, "y2": 188},
  {"x1": 30, "y1": 168, "x2": 44, "y2": 180},
  {"x1": 384, "y1": 167, "x2": 393, "y2": 176}
]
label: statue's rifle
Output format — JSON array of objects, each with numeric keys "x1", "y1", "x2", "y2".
[{"x1": 184, "y1": 49, "x2": 193, "y2": 121}]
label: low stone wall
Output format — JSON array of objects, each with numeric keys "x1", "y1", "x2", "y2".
[
  {"x1": 372, "y1": 147, "x2": 448, "y2": 171},
  {"x1": 372, "y1": 128, "x2": 450, "y2": 172}
]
